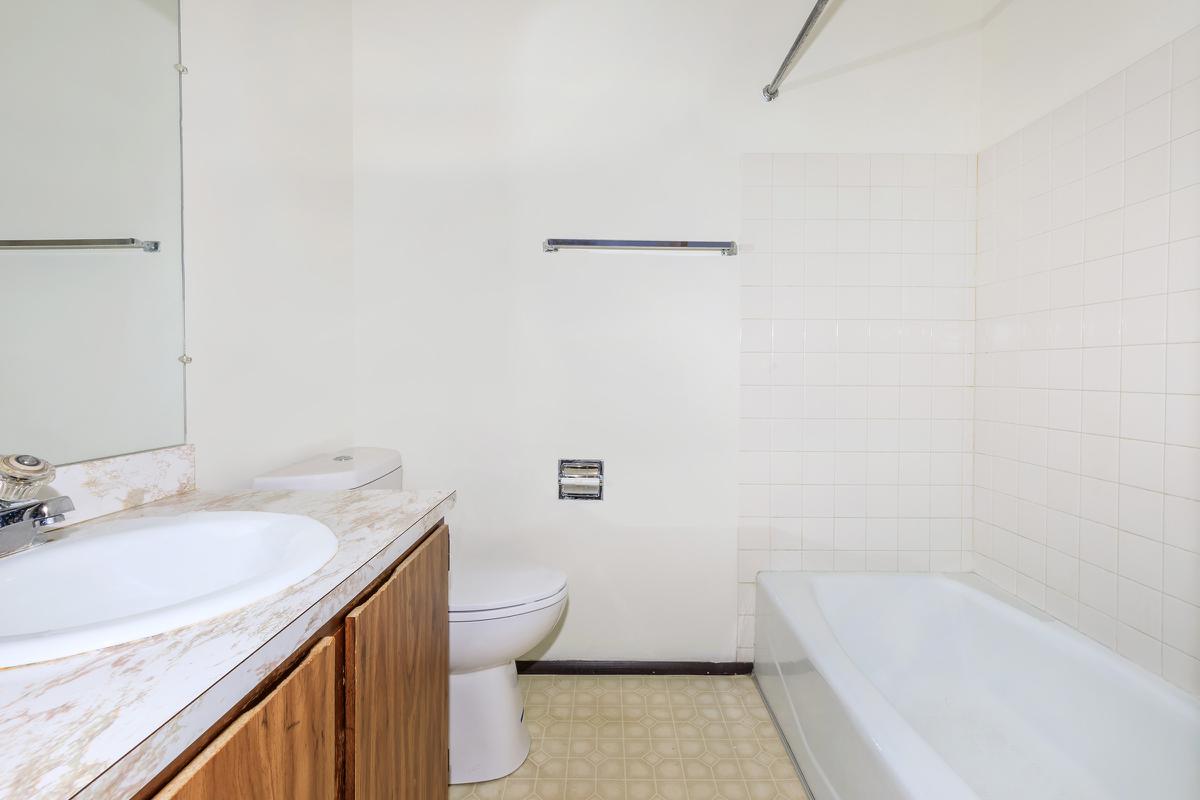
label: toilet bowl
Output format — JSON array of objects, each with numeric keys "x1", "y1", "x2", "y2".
[
  {"x1": 253, "y1": 447, "x2": 567, "y2": 785},
  {"x1": 449, "y1": 563, "x2": 567, "y2": 784}
]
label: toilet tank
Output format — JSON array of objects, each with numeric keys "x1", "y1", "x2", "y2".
[{"x1": 252, "y1": 447, "x2": 403, "y2": 491}]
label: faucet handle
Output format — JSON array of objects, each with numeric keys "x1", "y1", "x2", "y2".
[{"x1": 0, "y1": 454, "x2": 56, "y2": 502}]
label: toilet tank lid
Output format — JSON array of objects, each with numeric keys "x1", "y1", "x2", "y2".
[
  {"x1": 450, "y1": 563, "x2": 568, "y2": 612},
  {"x1": 252, "y1": 447, "x2": 402, "y2": 491}
]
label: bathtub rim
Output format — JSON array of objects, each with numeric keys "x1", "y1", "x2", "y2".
[
  {"x1": 755, "y1": 570, "x2": 1200, "y2": 800},
  {"x1": 796, "y1": 571, "x2": 1199, "y2": 713}
]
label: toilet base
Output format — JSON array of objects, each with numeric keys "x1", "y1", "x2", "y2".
[{"x1": 450, "y1": 661, "x2": 530, "y2": 784}]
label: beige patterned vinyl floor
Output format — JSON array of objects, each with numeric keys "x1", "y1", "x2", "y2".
[{"x1": 448, "y1": 674, "x2": 808, "y2": 800}]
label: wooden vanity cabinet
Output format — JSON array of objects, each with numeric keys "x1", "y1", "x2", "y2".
[
  {"x1": 155, "y1": 637, "x2": 338, "y2": 800},
  {"x1": 150, "y1": 523, "x2": 449, "y2": 800},
  {"x1": 345, "y1": 521, "x2": 450, "y2": 799}
]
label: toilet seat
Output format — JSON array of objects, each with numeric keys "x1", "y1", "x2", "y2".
[
  {"x1": 449, "y1": 584, "x2": 568, "y2": 622},
  {"x1": 450, "y1": 563, "x2": 567, "y2": 621}
]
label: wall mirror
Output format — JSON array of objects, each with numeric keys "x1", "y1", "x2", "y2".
[{"x1": 0, "y1": 0, "x2": 185, "y2": 465}]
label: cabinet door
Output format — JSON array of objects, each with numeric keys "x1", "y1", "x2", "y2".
[
  {"x1": 155, "y1": 637, "x2": 337, "y2": 800},
  {"x1": 345, "y1": 524, "x2": 449, "y2": 800}
]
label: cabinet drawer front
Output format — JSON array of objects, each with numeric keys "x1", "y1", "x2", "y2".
[
  {"x1": 155, "y1": 636, "x2": 338, "y2": 800},
  {"x1": 346, "y1": 524, "x2": 450, "y2": 800}
]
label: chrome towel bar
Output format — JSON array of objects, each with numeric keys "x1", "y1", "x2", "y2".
[
  {"x1": 543, "y1": 239, "x2": 737, "y2": 256},
  {"x1": 0, "y1": 238, "x2": 160, "y2": 252}
]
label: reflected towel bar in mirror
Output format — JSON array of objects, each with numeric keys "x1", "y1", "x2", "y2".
[
  {"x1": 542, "y1": 239, "x2": 737, "y2": 256},
  {"x1": 0, "y1": 238, "x2": 160, "y2": 252}
]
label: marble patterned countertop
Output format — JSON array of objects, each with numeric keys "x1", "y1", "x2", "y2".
[{"x1": 0, "y1": 487, "x2": 455, "y2": 800}]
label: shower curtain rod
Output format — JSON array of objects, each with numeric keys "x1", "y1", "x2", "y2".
[{"x1": 762, "y1": 0, "x2": 832, "y2": 102}]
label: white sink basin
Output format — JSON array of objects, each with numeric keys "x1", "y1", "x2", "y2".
[{"x1": 0, "y1": 511, "x2": 337, "y2": 667}]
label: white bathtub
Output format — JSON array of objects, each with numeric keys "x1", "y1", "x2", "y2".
[{"x1": 754, "y1": 572, "x2": 1200, "y2": 800}]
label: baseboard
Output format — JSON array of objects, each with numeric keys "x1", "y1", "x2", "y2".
[{"x1": 516, "y1": 660, "x2": 753, "y2": 676}]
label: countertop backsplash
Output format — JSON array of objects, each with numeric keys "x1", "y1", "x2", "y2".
[{"x1": 47, "y1": 445, "x2": 196, "y2": 527}]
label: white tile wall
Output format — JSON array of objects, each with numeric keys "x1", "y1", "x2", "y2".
[
  {"x1": 974, "y1": 29, "x2": 1200, "y2": 696},
  {"x1": 737, "y1": 152, "x2": 978, "y2": 661}
]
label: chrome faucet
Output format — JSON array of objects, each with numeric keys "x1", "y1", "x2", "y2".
[{"x1": 0, "y1": 454, "x2": 74, "y2": 558}]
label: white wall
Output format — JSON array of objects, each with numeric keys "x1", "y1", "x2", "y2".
[
  {"x1": 973, "y1": 25, "x2": 1200, "y2": 696},
  {"x1": 981, "y1": 0, "x2": 1200, "y2": 145},
  {"x1": 174, "y1": 0, "x2": 1197, "y2": 666},
  {"x1": 181, "y1": 0, "x2": 355, "y2": 491},
  {"x1": 176, "y1": 0, "x2": 1198, "y2": 666},
  {"x1": 351, "y1": 0, "x2": 984, "y2": 660}
]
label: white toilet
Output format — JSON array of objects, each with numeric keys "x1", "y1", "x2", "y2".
[
  {"x1": 253, "y1": 447, "x2": 567, "y2": 785},
  {"x1": 449, "y1": 562, "x2": 566, "y2": 783}
]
